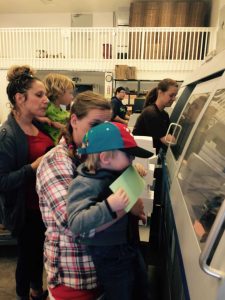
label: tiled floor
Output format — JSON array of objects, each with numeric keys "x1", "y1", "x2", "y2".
[
  {"x1": 0, "y1": 227, "x2": 160, "y2": 300},
  {"x1": 0, "y1": 245, "x2": 47, "y2": 300},
  {"x1": 0, "y1": 245, "x2": 17, "y2": 300}
]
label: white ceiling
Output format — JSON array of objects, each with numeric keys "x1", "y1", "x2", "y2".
[{"x1": 0, "y1": 0, "x2": 133, "y2": 13}]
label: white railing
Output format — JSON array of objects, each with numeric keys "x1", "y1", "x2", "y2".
[{"x1": 0, "y1": 27, "x2": 216, "y2": 72}]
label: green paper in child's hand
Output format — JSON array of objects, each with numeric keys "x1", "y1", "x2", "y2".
[{"x1": 109, "y1": 165, "x2": 145, "y2": 212}]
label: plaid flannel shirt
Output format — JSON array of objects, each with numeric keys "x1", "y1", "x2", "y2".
[{"x1": 36, "y1": 139, "x2": 97, "y2": 290}]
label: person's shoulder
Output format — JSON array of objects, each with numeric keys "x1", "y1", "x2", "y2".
[
  {"x1": 0, "y1": 116, "x2": 17, "y2": 143},
  {"x1": 111, "y1": 96, "x2": 120, "y2": 102},
  {"x1": 162, "y1": 109, "x2": 169, "y2": 117},
  {"x1": 141, "y1": 105, "x2": 157, "y2": 115},
  {"x1": 44, "y1": 141, "x2": 70, "y2": 163}
]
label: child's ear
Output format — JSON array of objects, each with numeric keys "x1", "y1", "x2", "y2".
[{"x1": 99, "y1": 152, "x2": 111, "y2": 165}]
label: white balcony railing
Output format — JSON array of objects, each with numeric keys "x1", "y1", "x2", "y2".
[{"x1": 0, "y1": 27, "x2": 216, "y2": 72}]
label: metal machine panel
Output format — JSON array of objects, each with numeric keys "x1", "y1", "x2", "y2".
[
  {"x1": 166, "y1": 77, "x2": 220, "y2": 182},
  {"x1": 168, "y1": 72, "x2": 225, "y2": 299}
]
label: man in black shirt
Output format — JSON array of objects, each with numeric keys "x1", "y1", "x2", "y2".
[{"x1": 111, "y1": 86, "x2": 130, "y2": 124}]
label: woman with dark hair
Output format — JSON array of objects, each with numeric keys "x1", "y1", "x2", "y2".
[
  {"x1": 0, "y1": 65, "x2": 54, "y2": 300},
  {"x1": 133, "y1": 78, "x2": 178, "y2": 153}
]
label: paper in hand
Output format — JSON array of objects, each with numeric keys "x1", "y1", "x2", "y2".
[{"x1": 109, "y1": 165, "x2": 145, "y2": 212}]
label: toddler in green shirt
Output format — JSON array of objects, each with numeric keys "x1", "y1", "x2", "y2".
[{"x1": 38, "y1": 73, "x2": 74, "y2": 144}]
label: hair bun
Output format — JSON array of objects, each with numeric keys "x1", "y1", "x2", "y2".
[{"x1": 7, "y1": 65, "x2": 35, "y2": 82}]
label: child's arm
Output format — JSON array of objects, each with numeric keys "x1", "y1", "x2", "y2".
[
  {"x1": 51, "y1": 121, "x2": 66, "y2": 130},
  {"x1": 106, "y1": 187, "x2": 129, "y2": 212},
  {"x1": 35, "y1": 117, "x2": 66, "y2": 131},
  {"x1": 95, "y1": 197, "x2": 146, "y2": 232},
  {"x1": 67, "y1": 181, "x2": 129, "y2": 236}
]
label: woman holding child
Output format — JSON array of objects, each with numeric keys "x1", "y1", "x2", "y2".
[
  {"x1": 36, "y1": 91, "x2": 112, "y2": 300},
  {"x1": 36, "y1": 90, "x2": 149, "y2": 300}
]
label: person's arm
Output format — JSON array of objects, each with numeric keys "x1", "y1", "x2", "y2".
[
  {"x1": 130, "y1": 198, "x2": 146, "y2": 224},
  {"x1": 35, "y1": 116, "x2": 52, "y2": 126},
  {"x1": 113, "y1": 115, "x2": 128, "y2": 125},
  {"x1": 36, "y1": 148, "x2": 74, "y2": 234},
  {"x1": 125, "y1": 113, "x2": 130, "y2": 121},
  {"x1": 95, "y1": 197, "x2": 146, "y2": 231},
  {"x1": 160, "y1": 134, "x2": 176, "y2": 145},
  {"x1": 51, "y1": 121, "x2": 66, "y2": 130},
  {"x1": 0, "y1": 127, "x2": 35, "y2": 192},
  {"x1": 111, "y1": 99, "x2": 129, "y2": 124},
  {"x1": 140, "y1": 109, "x2": 175, "y2": 144},
  {"x1": 67, "y1": 179, "x2": 127, "y2": 236}
]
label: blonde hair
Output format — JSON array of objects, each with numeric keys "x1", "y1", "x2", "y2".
[
  {"x1": 43, "y1": 73, "x2": 74, "y2": 102},
  {"x1": 85, "y1": 151, "x2": 116, "y2": 172},
  {"x1": 71, "y1": 91, "x2": 111, "y2": 119}
]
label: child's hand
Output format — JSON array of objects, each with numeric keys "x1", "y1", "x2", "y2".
[
  {"x1": 51, "y1": 121, "x2": 66, "y2": 130},
  {"x1": 36, "y1": 116, "x2": 52, "y2": 126},
  {"x1": 107, "y1": 188, "x2": 129, "y2": 212},
  {"x1": 134, "y1": 162, "x2": 147, "y2": 177}
]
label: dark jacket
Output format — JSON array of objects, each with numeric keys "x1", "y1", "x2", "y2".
[
  {"x1": 0, "y1": 113, "x2": 51, "y2": 236},
  {"x1": 133, "y1": 103, "x2": 170, "y2": 154},
  {"x1": 67, "y1": 164, "x2": 128, "y2": 246}
]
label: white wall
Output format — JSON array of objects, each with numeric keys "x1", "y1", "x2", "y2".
[
  {"x1": 0, "y1": 69, "x2": 107, "y2": 124},
  {"x1": 37, "y1": 70, "x2": 105, "y2": 95},
  {"x1": 211, "y1": 0, "x2": 220, "y2": 26},
  {"x1": 210, "y1": 0, "x2": 225, "y2": 26},
  {"x1": 0, "y1": 13, "x2": 71, "y2": 27},
  {"x1": 0, "y1": 70, "x2": 10, "y2": 123},
  {"x1": 0, "y1": 12, "x2": 113, "y2": 27},
  {"x1": 93, "y1": 12, "x2": 113, "y2": 27}
]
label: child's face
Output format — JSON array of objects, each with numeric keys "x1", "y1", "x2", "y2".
[
  {"x1": 59, "y1": 88, "x2": 74, "y2": 106},
  {"x1": 108, "y1": 150, "x2": 134, "y2": 171}
]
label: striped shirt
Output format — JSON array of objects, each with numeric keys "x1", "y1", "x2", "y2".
[{"x1": 36, "y1": 138, "x2": 97, "y2": 290}]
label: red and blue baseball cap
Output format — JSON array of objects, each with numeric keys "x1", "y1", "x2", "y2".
[{"x1": 78, "y1": 122, "x2": 153, "y2": 158}]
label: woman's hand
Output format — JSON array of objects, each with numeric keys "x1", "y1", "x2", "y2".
[
  {"x1": 161, "y1": 134, "x2": 176, "y2": 145},
  {"x1": 31, "y1": 156, "x2": 44, "y2": 170},
  {"x1": 134, "y1": 162, "x2": 147, "y2": 177}
]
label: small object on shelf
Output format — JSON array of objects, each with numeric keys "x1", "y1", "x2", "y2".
[
  {"x1": 115, "y1": 65, "x2": 128, "y2": 80},
  {"x1": 126, "y1": 66, "x2": 136, "y2": 80}
]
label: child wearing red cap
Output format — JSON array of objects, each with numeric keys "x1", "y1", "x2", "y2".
[{"x1": 67, "y1": 122, "x2": 153, "y2": 300}]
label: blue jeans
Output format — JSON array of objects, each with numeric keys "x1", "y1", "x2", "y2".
[{"x1": 88, "y1": 244, "x2": 148, "y2": 300}]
